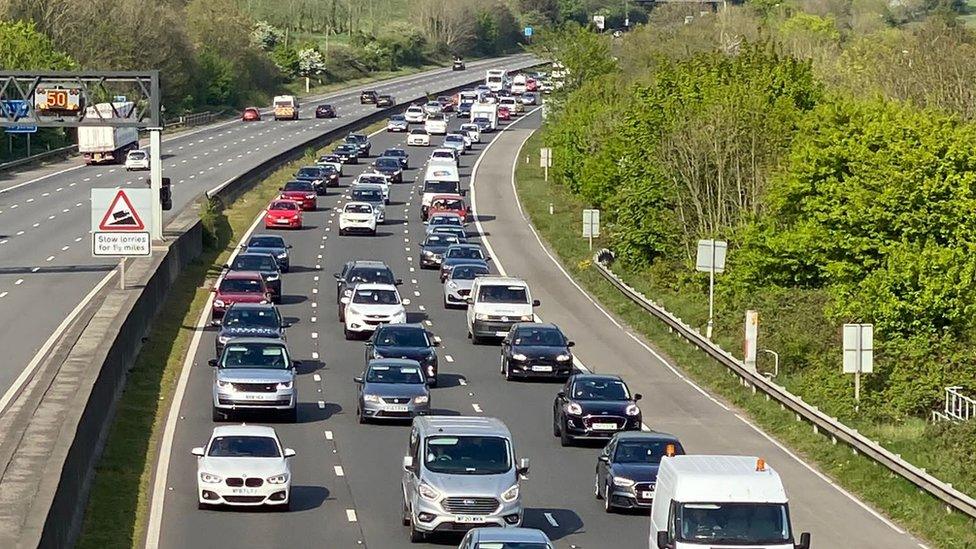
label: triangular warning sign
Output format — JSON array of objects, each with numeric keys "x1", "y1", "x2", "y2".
[{"x1": 98, "y1": 190, "x2": 145, "y2": 230}]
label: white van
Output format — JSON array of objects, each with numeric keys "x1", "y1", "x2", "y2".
[
  {"x1": 420, "y1": 164, "x2": 461, "y2": 217},
  {"x1": 466, "y1": 277, "x2": 540, "y2": 344},
  {"x1": 650, "y1": 455, "x2": 811, "y2": 549},
  {"x1": 486, "y1": 69, "x2": 507, "y2": 92},
  {"x1": 273, "y1": 95, "x2": 299, "y2": 120},
  {"x1": 511, "y1": 74, "x2": 527, "y2": 95}
]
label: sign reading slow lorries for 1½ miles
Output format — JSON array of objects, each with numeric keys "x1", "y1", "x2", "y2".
[{"x1": 90, "y1": 188, "x2": 152, "y2": 257}]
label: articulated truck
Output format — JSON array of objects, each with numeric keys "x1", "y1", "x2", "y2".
[{"x1": 78, "y1": 102, "x2": 139, "y2": 165}]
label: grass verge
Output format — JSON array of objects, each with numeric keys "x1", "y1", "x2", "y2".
[
  {"x1": 76, "y1": 120, "x2": 384, "y2": 548},
  {"x1": 514, "y1": 130, "x2": 976, "y2": 548}
]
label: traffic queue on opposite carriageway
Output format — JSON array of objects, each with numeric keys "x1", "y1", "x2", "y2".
[{"x1": 195, "y1": 81, "x2": 811, "y2": 549}]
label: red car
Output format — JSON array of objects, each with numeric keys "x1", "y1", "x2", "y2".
[
  {"x1": 428, "y1": 194, "x2": 469, "y2": 222},
  {"x1": 498, "y1": 106, "x2": 511, "y2": 121},
  {"x1": 265, "y1": 199, "x2": 303, "y2": 229},
  {"x1": 279, "y1": 180, "x2": 317, "y2": 210},
  {"x1": 526, "y1": 78, "x2": 538, "y2": 92},
  {"x1": 211, "y1": 271, "x2": 270, "y2": 322},
  {"x1": 242, "y1": 107, "x2": 261, "y2": 122}
]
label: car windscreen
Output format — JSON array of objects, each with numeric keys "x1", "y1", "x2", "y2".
[
  {"x1": 376, "y1": 327, "x2": 429, "y2": 347},
  {"x1": 384, "y1": 149, "x2": 406, "y2": 157},
  {"x1": 450, "y1": 265, "x2": 489, "y2": 280},
  {"x1": 390, "y1": 115, "x2": 405, "y2": 121},
  {"x1": 345, "y1": 204, "x2": 372, "y2": 214},
  {"x1": 297, "y1": 168, "x2": 322, "y2": 178},
  {"x1": 270, "y1": 201, "x2": 298, "y2": 211},
  {"x1": 352, "y1": 189, "x2": 383, "y2": 202},
  {"x1": 274, "y1": 100, "x2": 292, "y2": 107},
  {"x1": 424, "y1": 436, "x2": 511, "y2": 475},
  {"x1": 221, "y1": 343, "x2": 289, "y2": 369},
  {"x1": 232, "y1": 255, "x2": 277, "y2": 272},
  {"x1": 283, "y1": 181, "x2": 313, "y2": 192},
  {"x1": 513, "y1": 327, "x2": 565, "y2": 347},
  {"x1": 128, "y1": 151, "x2": 146, "y2": 159},
  {"x1": 365, "y1": 364, "x2": 424, "y2": 384},
  {"x1": 424, "y1": 234, "x2": 458, "y2": 247},
  {"x1": 429, "y1": 216, "x2": 463, "y2": 227},
  {"x1": 208, "y1": 436, "x2": 280, "y2": 458},
  {"x1": 359, "y1": 175, "x2": 386, "y2": 185},
  {"x1": 347, "y1": 268, "x2": 394, "y2": 285},
  {"x1": 410, "y1": 129, "x2": 427, "y2": 135},
  {"x1": 447, "y1": 247, "x2": 483, "y2": 260},
  {"x1": 677, "y1": 503, "x2": 791, "y2": 544},
  {"x1": 248, "y1": 236, "x2": 285, "y2": 249},
  {"x1": 571, "y1": 378, "x2": 630, "y2": 401},
  {"x1": 613, "y1": 440, "x2": 683, "y2": 464},
  {"x1": 376, "y1": 158, "x2": 399, "y2": 168},
  {"x1": 219, "y1": 278, "x2": 264, "y2": 293},
  {"x1": 432, "y1": 198, "x2": 463, "y2": 210},
  {"x1": 461, "y1": 125, "x2": 478, "y2": 132},
  {"x1": 445, "y1": 135, "x2": 463, "y2": 143},
  {"x1": 477, "y1": 285, "x2": 528, "y2": 304},
  {"x1": 222, "y1": 308, "x2": 280, "y2": 329},
  {"x1": 424, "y1": 181, "x2": 459, "y2": 193},
  {"x1": 474, "y1": 117, "x2": 490, "y2": 124},
  {"x1": 352, "y1": 289, "x2": 400, "y2": 305},
  {"x1": 320, "y1": 164, "x2": 338, "y2": 174}
]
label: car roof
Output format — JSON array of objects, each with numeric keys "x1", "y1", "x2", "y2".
[
  {"x1": 344, "y1": 201, "x2": 373, "y2": 209},
  {"x1": 223, "y1": 336, "x2": 287, "y2": 345},
  {"x1": 225, "y1": 302, "x2": 277, "y2": 312},
  {"x1": 223, "y1": 270, "x2": 264, "y2": 280},
  {"x1": 415, "y1": 415, "x2": 512, "y2": 438},
  {"x1": 352, "y1": 282, "x2": 398, "y2": 291},
  {"x1": 570, "y1": 373, "x2": 625, "y2": 383},
  {"x1": 349, "y1": 260, "x2": 389, "y2": 269},
  {"x1": 211, "y1": 424, "x2": 277, "y2": 438},
  {"x1": 368, "y1": 358, "x2": 423, "y2": 368},
  {"x1": 612, "y1": 430, "x2": 681, "y2": 443},
  {"x1": 472, "y1": 527, "x2": 550, "y2": 543}
]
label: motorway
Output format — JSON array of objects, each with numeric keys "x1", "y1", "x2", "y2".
[
  {"x1": 148, "y1": 108, "x2": 924, "y2": 548},
  {"x1": 0, "y1": 55, "x2": 533, "y2": 410}
]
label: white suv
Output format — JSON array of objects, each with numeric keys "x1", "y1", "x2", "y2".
[
  {"x1": 342, "y1": 283, "x2": 407, "y2": 339},
  {"x1": 404, "y1": 105, "x2": 425, "y2": 123},
  {"x1": 466, "y1": 277, "x2": 540, "y2": 344},
  {"x1": 338, "y1": 202, "x2": 377, "y2": 236}
]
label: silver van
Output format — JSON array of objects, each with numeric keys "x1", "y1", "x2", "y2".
[{"x1": 401, "y1": 416, "x2": 529, "y2": 542}]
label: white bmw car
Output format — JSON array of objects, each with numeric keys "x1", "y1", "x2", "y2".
[
  {"x1": 193, "y1": 424, "x2": 294, "y2": 510},
  {"x1": 341, "y1": 283, "x2": 406, "y2": 339}
]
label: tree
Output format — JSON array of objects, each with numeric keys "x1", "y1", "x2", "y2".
[
  {"x1": 0, "y1": 20, "x2": 75, "y2": 69},
  {"x1": 529, "y1": 23, "x2": 617, "y2": 93},
  {"x1": 411, "y1": 0, "x2": 477, "y2": 53},
  {"x1": 252, "y1": 20, "x2": 285, "y2": 51}
]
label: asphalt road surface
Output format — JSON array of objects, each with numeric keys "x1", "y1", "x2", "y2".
[
  {"x1": 148, "y1": 107, "x2": 924, "y2": 549},
  {"x1": 0, "y1": 55, "x2": 534, "y2": 411}
]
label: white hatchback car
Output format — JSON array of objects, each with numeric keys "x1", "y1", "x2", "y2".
[
  {"x1": 124, "y1": 149, "x2": 150, "y2": 171},
  {"x1": 404, "y1": 105, "x2": 426, "y2": 124},
  {"x1": 429, "y1": 148, "x2": 458, "y2": 166},
  {"x1": 338, "y1": 202, "x2": 378, "y2": 236},
  {"x1": 407, "y1": 128, "x2": 430, "y2": 147},
  {"x1": 342, "y1": 283, "x2": 407, "y2": 339},
  {"x1": 424, "y1": 115, "x2": 448, "y2": 135},
  {"x1": 354, "y1": 172, "x2": 390, "y2": 203},
  {"x1": 459, "y1": 123, "x2": 481, "y2": 144},
  {"x1": 192, "y1": 424, "x2": 294, "y2": 510}
]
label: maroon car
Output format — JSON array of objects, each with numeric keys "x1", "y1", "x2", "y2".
[
  {"x1": 279, "y1": 180, "x2": 317, "y2": 211},
  {"x1": 211, "y1": 271, "x2": 270, "y2": 323}
]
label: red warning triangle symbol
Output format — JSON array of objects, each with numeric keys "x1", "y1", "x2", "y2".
[{"x1": 98, "y1": 190, "x2": 145, "y2": 230}]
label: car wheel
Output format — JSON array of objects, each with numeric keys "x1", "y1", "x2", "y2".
[
  {"x1": 402, "y1": 500, "x2": 411, "y2": 526},
  {"x1": 357, "y1": 406, "x2": 366, "y2": 424},
  {"x1": 504, "y1": 360, "x2": 513, "y2": 381},
  {"x1": 428, "y1": 376, "x2": 438, "y2": 388},
  {"x1": 283, "y1": 406, "x2": 297, "y2": 423},
  {"x1": 280, "y1": 500, "x2": 291, "y2": 512},
  {"x1": 212, "y1": 406, "x2": 226, "y2": 422},
  {"x1": 198, "y1": 501, "x2": 214, "y2": 511},
  {"x1": 344, "y1": 327, "x2": 354, "y2": 340},
  {"x1": 338, "y1": 228, "x2": 345, "y2": 236},
  {"x1": 604, "y1": 484, "x2": 614, "y2": 513},
  {"x1": 560, "y1": 422, "x2": 573, "y2": 447},
  {"x1": 552, "y1": 413, "x2": 561, "y2": 437},
  {"x1": 409, "y1": 518, "x2": 426, "y2": 543},
  {"x1": 338, "y1": 306, "x2": 345, "y2": 322},
  {"x1": 471, "y1": 334, "x2": 482, "y2": 345},
  {"x1": 594, "y1": 474, "x2": 603, "y2": 499}
]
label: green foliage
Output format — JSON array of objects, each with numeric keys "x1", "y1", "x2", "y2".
[
  {"x1": 0, "y1": 20, "x2": 75, "y2": 69},
  {"x1": 530, "y1": 23, "x2": 618, "y2": 92}
]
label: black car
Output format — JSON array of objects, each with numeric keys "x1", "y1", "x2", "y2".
[
  {"x1": 372, "y1": 157, "x2": 404, "y2": 183},
  {"x1": 553, "y1": 374, "x2": 643, "y2": 446},
  {"x1": 294, "y1": 165, "x2": 333, "y2": 195},
  {"x1": 345, "y1": 133, "x2": 371, "y2": 156},
  {"x1": 334, "y1": 260, "x2": 401, "y2": 319},
  {"x1": 596, "y1": 431, "x2": 685, "y2": 512},
  {"x1": 500, "y1": 323, "x2": 575, "y2": 380},
  {"x1": 228, "y1": 252, "x2": 282, "y2": 303},
  {"x1": 242, "y1": 234, "x2": 291, "y2": 272},
  {"x1": 215, "y1": 302, "x2": 288, "y2": 357},
  {"x1": 419, "y1": 232, "x2": 461, "y2": 269},
  {"x1": 315, "y1": 104, "x2": 336, "y2": 118},
  {"x1": 333, "y1": 143, "x2": 360, "y2": 164},
  {"x1": 382, "y1": 147, "x2": 409, "y2": 169},
  {"x1": 318, "y1": 163, "x2": 341, "y2": 187},
  {"x1": 376, "y1": 94, "x2": 395, "y2": 108},
  {"x1": 458, "y1": 102, "x2": 472, "y2": 118},
  {"x1": 360, "y1": 90, "x2": 378, "y2": 104},
  {"x1": 366, "y1": 323, "x2": 440, "y2": 385}
]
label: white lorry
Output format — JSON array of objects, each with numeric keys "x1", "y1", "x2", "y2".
[
  {"x1": 511, "y1": 74, "x2": 528, "y2": 95},
  {"x1": 650, "y1": 455, "x2": 811, "y2": 549},
  {"x1": 486, "y1": 69, "x2": 507, "y2": 92},
  {"x1": 78, "y1": 102, "x2": 139, "y2": 165},
  {"x1": 470, "y1": 103, "x2": 498, "y2": 132}
]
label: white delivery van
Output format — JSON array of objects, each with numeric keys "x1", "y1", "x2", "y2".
[
  {"x1": 486, "y1": 69, "x2": 507, "y2": 92},
  {"x1": 471, "y1": 103, "x2": 498, "y2": 131},
  {"x1": 650, "y1": 455, "x2": 811, "y2": 549},
  {"x1": 466, "y1": 277, "x2": 540, "y2": 343},
  {"x1": 420, "y1": 164, "x2": 461, "y2": 218},
  {"x1": 511, "y1": 74, "x2": 527, "y2": 95}
]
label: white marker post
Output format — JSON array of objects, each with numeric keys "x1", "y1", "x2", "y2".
[
  {"x1": 743, "y1": 310, "x2": 758, "y2": 372},
  {"x1": 843, "y1": 323, "x2": 874, "y2": 413},
  {"x1": 696, "y1": 239, "x2": 727, "y2": 339}
]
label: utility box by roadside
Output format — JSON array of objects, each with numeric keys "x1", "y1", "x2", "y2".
[
  {"x1": 843, "y1": 323, "x2": 874, "y2": 412},
  {"x1": 540, "y1": 147, "x2": 552, "y2": 181},
  {"x1": 582, "y1": 209, "x2": 600, "y2": 250}
]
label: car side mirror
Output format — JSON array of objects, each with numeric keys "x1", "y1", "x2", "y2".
[
  {"x1": 465, "y1": 297, "x2": 473, "y2": 305},
  {"x1": 353, "y1": 376, "x2": 364, "y2": 384},
  {"x1": 238, "y1": 244, "x2": 246, "y2": 250},
  {"x1": 517, "y1": 457, "x2": 530, "y2": 475},
  {"x1": 532, "y1": 299, "x2": 541, "y2": 307},
  {"x1": 287, "y1": 245, "x2": 293, "y2": 249},
  {"x1": 282, "y1": 322, "x2": 292, "y2": 328},
  {"x1": 284, "y1": 448, "x2": 296, "y2": 458},
  {"x1": 364, "y1": 341, "x2": 374, "y2": 347},
  {"x1": 333, "y1": 273, "x2": 341, "y2": 280},
  {"x1": 340, "y1": 296, "x2": 350, "y2": 304},
  {"x1": 210, "y1": 319, "x2": 221, "y2": 327},
  {"x1": 567, "y1": 341, "x2": 575, "y2": 347},
  {"x1": 634, "y1": 393, "x2": 642, "y2": 401},
  {"x1": 208, "y1": 359, "x2": 219, "y2": 367},
  {"x1": 598, "y1": 455, "x2": 609, "y2": 463},
  {"x1": 395, "y1": 279, "x2": 403, "y2": 285},
  {"x1": 656, "y1": 531, "x2": 672, "y2": 549},
  {"x1": 460, "y1": 190, "x2": 467, "y2": 196},
  {"x1": 278, "y1": 187, "x2": 283, "y2": 191},
  {"x1": 557, "y1": 391, "x2": 566, "y2": 399},
  {"x1": 796, "y1": 533, "x2": 811, "y2": 549},
  {"x1": 402, "y1": 455, "x2": 414, "y2": 471},
  {"x1": 191, "y1": 447, "x2": 205, "y2": 457}
]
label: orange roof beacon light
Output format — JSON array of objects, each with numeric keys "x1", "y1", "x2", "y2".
[
  {"x1": 756, "y1": 458, "x2": 766, "y2": 472},
  {"x1": 665, "y1": 443, "x2": 676, "y2": 457}
]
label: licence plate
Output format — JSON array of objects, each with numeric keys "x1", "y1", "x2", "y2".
[
  {"x1": 386, "y1": 404, "x2": 409, "y2": 412},
  {"x1": 592, "y1": 422, "x2": 618, "y2": 430},
  {"x1": 641, "y1": 491, "x2": 654, "y2": 499},
  {"x1": 455, "y1": 515, "x2": 486, "y2": 524},
  {"x1": 495, "y1": 331, "x2": 508, "y2": 337},
  {"x1": 243, "y1": 394, "x2": 275, "y2": 400},
  {"x1": 531, "y1": 365, "x2": 553, "y2": 372},
  {"x1": 231, "y1": 488, "x2": 258, "y2": 494},
  {"x1": 276, "y1": 219, "x2": 289, "y2": 224}
]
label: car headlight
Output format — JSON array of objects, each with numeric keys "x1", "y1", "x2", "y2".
[
  {"x1": 343, "y1": 289, "x2": 352, "y2": 296},
  {"x1": 612, "y1": 476, "x2": 636, "y2": 488},
  {"x1": 475, "y1": 313, "x2": 489, "y2": 321},
  {"x1": 217, "y1": 335, "x2": 231, "y2": 344},
  {"x1": 519, "y1": 315, "x2": 534, "y2": 321},
  {"x1": 414, "y1": 395, "x2": 429, "y2": 404},
  {"x1": 447, "y1": 281, "x2": 458, "y2": 289},
  {"x1": 277, "y1": 381, "x2": 292, "y2": 390},
  {"x1": 556, "y1": 354, "x2": 572, "y2": 361},
  {"x1": 372, "y1": 350, "x2": 385, "y2": 359},
  {"x1": 565, "y1": 402, "x2": 583, "y2": 415},
  {"x1": 199, "y1": 472, "x2": 222, "y2": 484},
  {"x1": 276, "y1": 252, "x2": 287, "y2": 259},
  {"x1": 626, "y1": 404, "x2": 641, "y2": 416},
  {"x1": 511, "y1": 353, "x2": 527, "y2": 361},
  {"x1": 501, "y1": 484, "x2": 520, "y2": 502},
  {"x1": 216, "y1": 379, "x2": 232, "y2": 389},
  {"x1": 213, "y1": 299, "x2": 225, "y2": 307},
  {"x1": 418, "y1": 482, "x2": 441, "y2": 502},
  {"x1": 427, "y1": 365, "x2": 436, "y2": 376},
  {"x1": 266, "y1": 273, "x2": 280, "y2": 281},
  {"x1": 423, "y1": 250, "x2": 434, "y2": 257},
  {"x1": 363, "y1": 394, "x2": 381, "y2": 403},
  {"x1": 266, "y1": 473, "x2": 289, "y2": 484}
]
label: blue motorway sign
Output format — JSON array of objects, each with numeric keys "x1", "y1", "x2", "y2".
[
  {"x1": 524, "y1": 26, "x2": 533, "y2": 37},
  {"x1": 1, "y1": 100, "x2": 38, "y2": 133}
]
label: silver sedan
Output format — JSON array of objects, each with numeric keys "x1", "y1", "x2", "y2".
[{"x1": 354, "y1": 359, "x2": 431, "y2": 423}]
